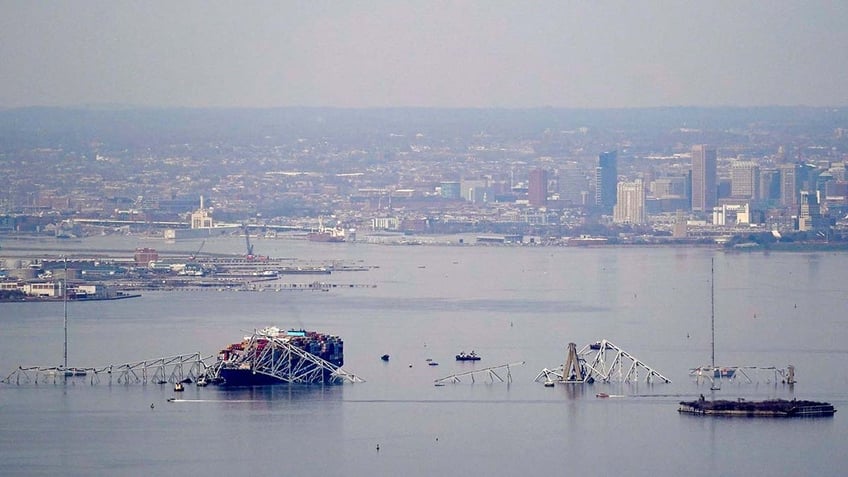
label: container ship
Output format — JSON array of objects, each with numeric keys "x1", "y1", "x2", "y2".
[
  {"x1": 307, "y1": 230, "x2": 346, "y2": 242},
  {"x1": 212, "y1": 327, "x2": 345, "y2": 385}
]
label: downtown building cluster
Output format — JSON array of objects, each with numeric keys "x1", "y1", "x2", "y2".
[{"x1": 0, "y1": 107, "x2": 847, "y2": 245}]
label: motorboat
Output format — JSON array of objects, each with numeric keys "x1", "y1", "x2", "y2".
[{"x1": 455, "y1": 351, "x2": 481, "y2": 361}]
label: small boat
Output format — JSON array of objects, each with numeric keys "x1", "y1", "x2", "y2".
[
  {"x1": 174, "y1": 382, "x2": 185, "y2": 392},
  {"x1": 456, "y1": 351, "x2": 481, "y2": 361},
  {"x1": 596, "y1": 392, "x2": 610, "y2": 398},
  {"x1": 543, "y1": 378, "x2": 555, "y2": 387},
  {"x1": 428, "y1": 361, "x2": 439, "y2": 366},
  {"x1": 381, "y1": 354, "x2": 390, "y2": 362}
]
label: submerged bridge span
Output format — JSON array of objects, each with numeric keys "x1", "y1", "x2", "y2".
[{"x1": 3, "y1": 353, "x2": 214, "y2": 386}]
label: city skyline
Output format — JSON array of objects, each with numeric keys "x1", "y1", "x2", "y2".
[{"x1": 1, "y1": 2, "x2": 847, "y2": 109}]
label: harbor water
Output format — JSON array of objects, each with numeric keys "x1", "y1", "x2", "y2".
[{"x1": 1, "y1": 237, "x2": 847, "y2": 476}]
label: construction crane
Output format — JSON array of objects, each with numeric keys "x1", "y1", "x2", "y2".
[
  {"x1": 190, "y1": 240, "x2": 205, "y2": 260},
  {"x1": 242, "y1": 224, "x2": 254, "y2": 259}
]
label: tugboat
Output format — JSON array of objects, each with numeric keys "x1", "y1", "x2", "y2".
[
  {"x1": 173, "y1": 382, "x2": 185, "y2": 392},
  {"x1": 455, "y1": 351, "x2": 481, "y2": 361}
]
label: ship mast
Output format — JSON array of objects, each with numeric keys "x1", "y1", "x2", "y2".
[
  {"x1": 710, "y1": 257, "x2": 721, "y2": 391},
  {"x1": 710, "y1": 257, "x2": 715, "y2": 372},
  {"x1": 63, "y1": 256, "x2": 68, "y2": 371}
]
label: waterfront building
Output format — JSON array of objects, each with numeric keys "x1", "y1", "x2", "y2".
[
  {"x1": 372, "y1": 216, "x2": 400, "y2": 230},
  {"x1": 595, "y1": 151, "x2": 618, "y2": 214},
  {"x1": 691, "y1": 145, "x2": 717, "y2": 213},
  {"x1": 528, "y1": 168, "x2": 548, "y2": 207},
  {"x1": 191, "y1": 196, "x2": 214, "y2": 229},
  {"x1": 613, "y1": 179, "x2": 645, "y2": 225}
]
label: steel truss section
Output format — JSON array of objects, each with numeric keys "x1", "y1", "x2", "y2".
[
  {"x1": 535, "y1": 339, "x2": 671, "y2": 385},
  {"x1": 2, "y1": 353, "x2": 213, "y2": 386},
  {"x1": 434, "y1": 362, "x2": 525, "y2": 385},
  {"x1": 689, "y1": 364, "x2": 796, "y2": 387},
  {"x1": 205, "y1": 331, "x2": 363, "y2": 384}
]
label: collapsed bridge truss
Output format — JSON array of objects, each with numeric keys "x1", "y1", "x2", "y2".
[
  {"x1": 535, "y1": 339, "x2": 671, "y2": 385},
  {"x1": 2, "y1": 353, "x2": 213, "y2": 386},
  {"x1": 204, "y1": 329, "x2": 364, "y2": 384}
]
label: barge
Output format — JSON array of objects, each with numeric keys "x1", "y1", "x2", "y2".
[{"x1": 678, "y1": 397, "x2": 836, "y2": 417}]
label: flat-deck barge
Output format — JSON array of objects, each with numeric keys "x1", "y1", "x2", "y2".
[{"x1": 679, "y1": 398, "x2": 836, "y2": 417}]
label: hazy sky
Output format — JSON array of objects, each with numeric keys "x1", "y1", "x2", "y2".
[{"x1": 1, "y1": 1, "x2": 846, "y2": 109}]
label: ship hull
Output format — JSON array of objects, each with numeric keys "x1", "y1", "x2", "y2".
[
  {"x1": 307, "y1": 232, "x2": 345, "y2": 243},
  {"x1": 218, "y1": 368, "x2": 299, "y2": 386}
]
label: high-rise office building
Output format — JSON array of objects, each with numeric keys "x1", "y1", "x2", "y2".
[
  {"x1": 595, "y1": 151, "x2": 618, "y2": 213},
  {"x1": 528, "y1": 168, "x2": 548, "y2": 207},
  {"x1": 558, "y1": 162, "x2": 587, "y2": 205},
  {"x1": 758, "y1": 169, "x2": 780, "y2": 203},
  {"x1": 730, "y1": 161, "x2": 759, "y2": 200},
  {"x1": 613, "y1": 179, "x2": 645, "y2": 225},
  {"x1": 691, "y1": 145, "x2": 717, "y2": 213},
  {"x1": 798, "y1": 190, "x2": 822, "y2": 231},
  {"x1": 779, "y1": 164, "x2": 800, "y2": 208}
]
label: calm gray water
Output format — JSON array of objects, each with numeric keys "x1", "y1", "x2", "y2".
[{"x1": 2, "y1": 238, "x2": 847, "y2": 476}]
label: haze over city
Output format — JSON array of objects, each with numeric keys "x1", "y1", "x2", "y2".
[{"x1": 1, "y1": 1, "x2": 847, "y2": 109}]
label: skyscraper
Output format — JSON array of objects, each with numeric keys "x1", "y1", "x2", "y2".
[
  {"x1": 798, "y1": 190, "x2": 822, "y2": 231},
  {"x1": 779, "y1": 163, "x2": 800, "y2": 208},
  {"x1": 558, "y1": 162, "x2": 587, "y2": 205},
  {"x1": 613, "y1": 179, "x2": 646, "y2": 225},
  {"x1": 691, "y1": 145, "x2": 716, "y2": 213},
  {"x1": 595, "y1": 151, "x2": 617, "y2": 213},
  {"x1": 528, "y1": 168, "x2": 548, "y2": 207},
  {"x1": 730, "y1": 161, "x2": 759, "y2": 200}
]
